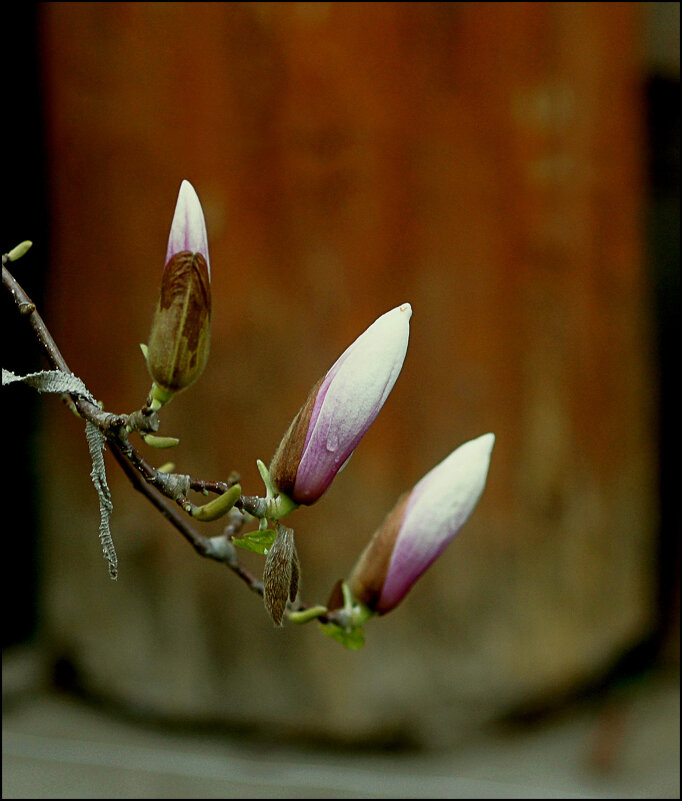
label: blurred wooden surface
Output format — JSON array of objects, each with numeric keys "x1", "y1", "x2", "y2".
[{"x1": 37, "y1": 2, "x2": 655, "y2": 745}]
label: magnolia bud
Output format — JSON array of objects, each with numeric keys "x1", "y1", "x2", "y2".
[
  {"x1": 147, "y1": 180, "x2": 211, "y2": 402},
  {"x1": 269, "y1": 303, "x2": 412, "y2": 505},
  {"x1": 349, "y1": 433, "x2": 495, "y2": 615}
]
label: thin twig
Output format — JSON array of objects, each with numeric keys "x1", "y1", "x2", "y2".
[
  {"x1": 3, "y1": 265, "x2": 126, "y2": 430},
  {"x1": 110, "y1": 443, "x2": 265, "y2": 595},
  {"x1": 2, "y1": 261, "x2": 347, "y2": 623},
  {"x1": 3, "y1": 262, "x2": 265, "y2": 597}
]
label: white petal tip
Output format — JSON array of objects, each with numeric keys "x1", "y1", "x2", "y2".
[
  {"x1": 166, "y1": 179, "x2": 210, "y2": 272},
  {"x1": 176, "y1": 180, "x2": 201, "y2": 212},
  {"x1": 463, "y1": 433, "x2": 496, "y2": 464},
  {"x1": 179, "y1": 179, "x2": 197, "y2": 199}
]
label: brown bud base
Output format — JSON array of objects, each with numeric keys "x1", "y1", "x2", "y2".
[
  {"x1": 147, "y1": 251, "x2": 211, "y2": 393},
  {"x1": 348, "y1": 491, "x2": 410, "y2": 613},
  {"x1": 269, "y1": 376, "x2": 324, "y2": 501}
]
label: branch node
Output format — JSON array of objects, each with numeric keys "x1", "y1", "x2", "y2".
[
  {"x1": 155, "y1": 471, "x2": 191, "y2": 499},
  {"x1": 18, "y1": 301, "x2": 35, "y2": 315}
]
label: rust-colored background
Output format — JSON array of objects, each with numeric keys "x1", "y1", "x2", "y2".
[{"x1": 8, "y1": 2, "x2": 667, "y2": 745}]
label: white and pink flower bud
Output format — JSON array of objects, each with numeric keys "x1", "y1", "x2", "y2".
[
  {"x1": 270, "y1": 304, "x2": 412, "y2": 506},
  {"x1": 349, "y1": 432, "x2": 495, "y2": 615},
  {"x1": 147, "y1": 181, "x2": 212, "y2": 401},
  {"x1": 164, "y1": 180, "x2": 211, "y2": 272}
]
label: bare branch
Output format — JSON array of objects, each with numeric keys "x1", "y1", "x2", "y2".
[
  {"x1": 2, "y1": 262, "x2": 354, "y2": 622},
  {"x1": 3, "y1": 263, "x2": 265, "y2": 594}
]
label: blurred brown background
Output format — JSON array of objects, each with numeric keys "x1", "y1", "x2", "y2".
[{"x1": 4, "y1": 1, "x2": 678, "y2": 751}]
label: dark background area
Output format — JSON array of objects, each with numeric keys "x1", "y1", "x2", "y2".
[{"x1": 4, "y1": 2, "x2": 47, "y2": 648}]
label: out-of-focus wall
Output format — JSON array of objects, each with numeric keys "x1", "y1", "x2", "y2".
[{"x1": 36, "y1": 2, "x2": 656, "y2": 745}]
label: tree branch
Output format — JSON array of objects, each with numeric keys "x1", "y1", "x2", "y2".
[{"x1": 3, "y1": 260, "x2": 344, "y2": 623}]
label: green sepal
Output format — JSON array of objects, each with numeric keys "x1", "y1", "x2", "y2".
[
  {"x1": 142, "y1": 433, "x2": 180, "y2": 449},
  {"x1": 319, "y1": 622, "x2": 366, "y2": 650},
  {"x1": 256, "y1": 459, "x2": 277, "y2": 497},
  {"x1": 267, "y1": 492, "x2": 299, "y2": 520},
  {"x1": 8, "y1": 241, "x2": 33, "y2": 261},
  {"x1": 191, "y1": 483, "x2": 242, "y2": 522},
  {"x1": 231, "y1": 527, "x2": 277, "y2": 555},
  {"x1": 149, "y1": 381, "x2": 174, "y2": 411},
  {"x1": 287, "y1": 605, "x2": 328, "y2": 624}
]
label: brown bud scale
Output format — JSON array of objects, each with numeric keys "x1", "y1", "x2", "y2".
[
  {"x1": 269, "y1": 375, "x2": 324, "y2": 499},
  {"x1": 147, "y1": 251, "x2": 211, "y2": 392},
  {"x1": 263, "y1": 527, "x2": 299, "y2": 626},
  {"x1": 348, "y1": 491, "x2": 411, "y2": 613}
]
